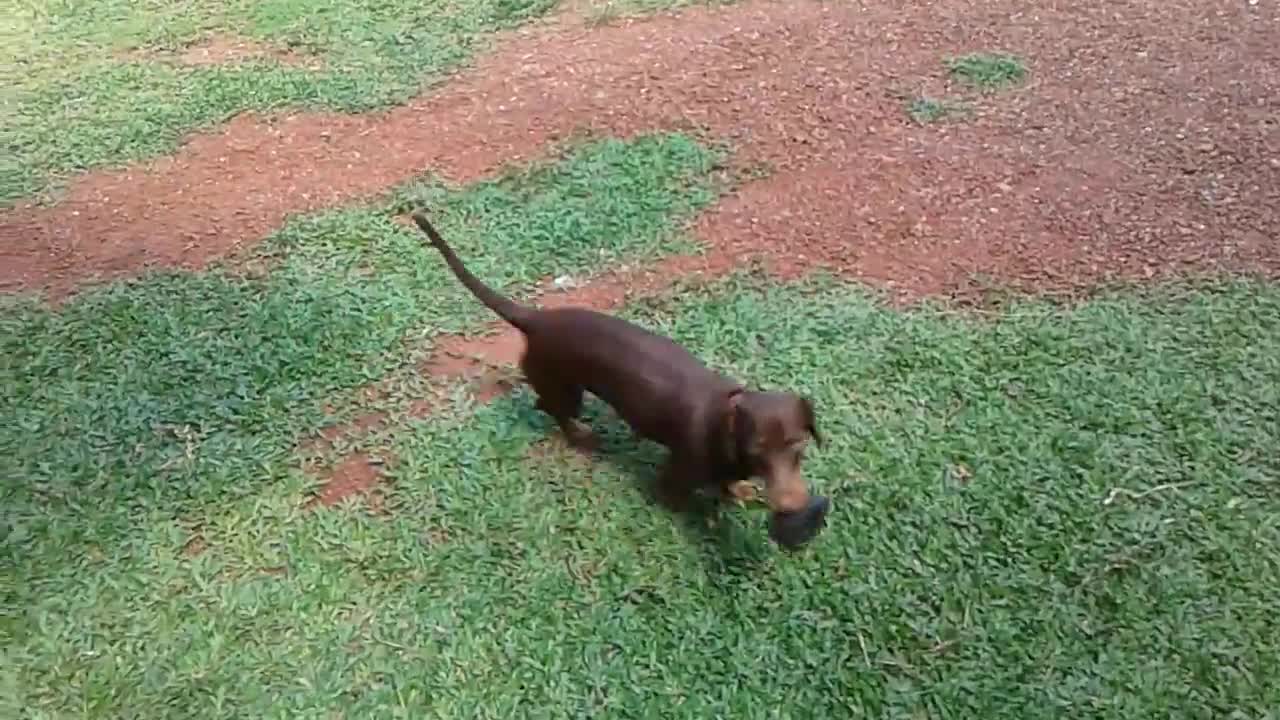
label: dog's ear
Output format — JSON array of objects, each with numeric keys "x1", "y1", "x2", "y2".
[{"x1": 801, "y1": 396, "x2": 821, "y2": 448}]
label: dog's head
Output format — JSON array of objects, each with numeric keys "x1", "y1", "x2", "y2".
[{"x1": 722, "y1": 389, "x2": 821, "y2": 513}]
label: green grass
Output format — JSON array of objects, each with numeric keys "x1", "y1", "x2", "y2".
[
  {"x1": 945, "y1": 52, "x2": 1028, "y2": 91},
  {"x1": 0, "y1": 131, "x2": 724, "y2": 571},
  {"x1": 581, "y1": 0, "x2": 733, "y2": 27},
  {"x1": 905, "y1": 96, "x2": 970, "y2": 125},
  {"x1": 0, "y1": 0, "x2": 736, "y2": 206},
  {"x1": 3, "y1": 0, "x2": 561, "y2": 205},
  {"x1": 6, "y1": 261, "x2": 1279, "y2": 715}
]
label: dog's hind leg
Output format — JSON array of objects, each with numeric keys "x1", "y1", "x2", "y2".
[{"x1": 520, "y1": 351, "x2": 598, "y2": 451}]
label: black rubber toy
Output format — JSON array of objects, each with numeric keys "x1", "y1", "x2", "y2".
[{"x1": 768, "y1": 495, "x2": 831, "y2": 550}]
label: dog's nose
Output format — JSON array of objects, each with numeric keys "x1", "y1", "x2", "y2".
[{"x1": 768, "y1": 495, "x2": 831, "y2": 550}]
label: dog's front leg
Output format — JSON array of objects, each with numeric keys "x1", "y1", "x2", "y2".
[{"x1": 654, "y1": 453, "x2": 704, "y2": 512}]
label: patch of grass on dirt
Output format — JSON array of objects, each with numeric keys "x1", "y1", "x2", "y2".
[
  {"x1": 581, "y1": 0, "x2": 734, "y2": 27},
  {"x1": 8, "y1": 270, "x2": 1280, "y2": 717},
  {"x1": 905, "y1": 96, "x2": 970, "y2": 124},
  {"x1": 2, "y1": 0, "x2": 559, "y2": 205},
  {"x1": 0, "y1": 132, "x2": 723, "y2": 581},
  {"x1": 945, "y1": 51, "x2": 1028, "y2": 91}
]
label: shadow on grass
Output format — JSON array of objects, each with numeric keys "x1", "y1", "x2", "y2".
[{"x1": 510, "y1": 395, "x2": 775, "y2": 580}]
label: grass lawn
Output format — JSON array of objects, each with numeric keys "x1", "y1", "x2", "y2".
[
  {"x1": 4, "y1": 11, "x2": 1279, "y2": 713},
  {"x1": 1, "y1": 131, "x2": 724, "y2": 561},
  {"x1": 0, "y1": 0, "x2": 709, "y2": 206},
  {"x1": 4, "y1": 132, "x2": 1279, "y2": 714}
]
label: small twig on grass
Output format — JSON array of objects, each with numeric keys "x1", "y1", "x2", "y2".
[
  {"x1": 929, "y1": 639, "x2": 960, "y2": 656},
  {"x1": 1102, "y1": 481, "x2": 1198, "y2": 506},
  {"x1": 371, "y1": 634, "x2": 411, "y2": 652}
]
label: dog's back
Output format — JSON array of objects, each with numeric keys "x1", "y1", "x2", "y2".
[
  {"x1": 521, "y1": 306, "x2": 730, "y2": 447},
  {"x1": 411, "y1": 208, "x2": 734, "y2": 450}
]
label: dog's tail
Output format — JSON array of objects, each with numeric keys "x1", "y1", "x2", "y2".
[{"x1": 410, "y1": 210, "x2": 535, "y2": 331}]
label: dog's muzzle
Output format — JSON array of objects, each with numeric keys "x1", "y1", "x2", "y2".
[{"x1": 767, "y1": 495, "x2": 831, "y2": 549}]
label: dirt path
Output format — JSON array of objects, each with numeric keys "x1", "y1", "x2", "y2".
[{"x1": 4, "y1": 0, "x2": 1277, "y2": 300}]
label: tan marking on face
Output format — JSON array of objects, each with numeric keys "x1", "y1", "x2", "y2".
[
  {"x1": 765, "y1": 468, "x2": 809, "y2": 513},
  {"x1": 759, "y1": 442, "x2": 810, "y2": 513},
  {"x1": 734, "y1": 391, "x2": 818, "y2": 513}
]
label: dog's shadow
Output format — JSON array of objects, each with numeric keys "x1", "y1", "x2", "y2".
[{"x1": 511, "y1": 396, "x2": 773, "y2": 579}]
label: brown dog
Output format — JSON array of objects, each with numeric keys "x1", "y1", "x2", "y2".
[{"x1": 411, "y1": 210, "x2": 829, "y2": 545}]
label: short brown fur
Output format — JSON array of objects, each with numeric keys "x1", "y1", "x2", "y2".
[{"x1": 411, "y1": 210, "x2": 821, "y2": 512}]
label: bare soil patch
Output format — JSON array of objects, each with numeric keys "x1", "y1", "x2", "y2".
[
  {"x1": 5, "y1": 0, "x2": 1276, "y2": 300},
  {"x1": 308, "y1": 452, "x2": 390, "y2": 507},
  {"x1": 182, "y1": 534, "x2": 208, "y2": 557},
  {"x1": 177, "y1": 35, "x2": 318, "y2": 68},
  {"x1": 118, "y1": 33, "x2": 320, "y2": 69}
]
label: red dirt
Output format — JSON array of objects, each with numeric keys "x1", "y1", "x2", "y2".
[
  {"x1": 5, "y1": 0, "x2": 1276, "y2": 300},
  {"x1": 182, "y1": 535, "x2": 208, "y2": 557},
  {"x1": 308, "y1": 452, "x2": 389, "y2": 507}
]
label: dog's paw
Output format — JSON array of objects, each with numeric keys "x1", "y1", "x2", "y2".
[
  {"x1": 655, "y1": 485, "x2": 695, "y2": 513},
  {"x1": 563, "y1": 421, "x2": 600, "y2": 453},
  {"x1": 724, "y1": 480, "x2": 760, "y2": 504}
]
